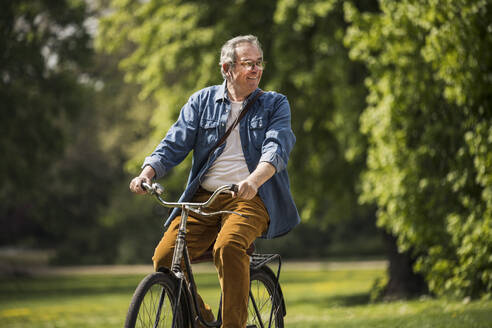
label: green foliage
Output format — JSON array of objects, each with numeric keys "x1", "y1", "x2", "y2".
[
  {"x1": 0, "y1": 0, "x2": 159, "y2": 264},
  {"x1": 268, "y1": 0, "x2": 378, "y2": 226},
  {"x1": 2, "y1": 0, "x2": 384, "y2": 264},
  {"x1": 345, "y1": 0, "x2": 492, "y2": 298},
  {"x1": 0, "y1": 0, "x2": 90, "y2": 205},
  {"x1": 97, "y1": 0, "x2": 279, "y2": 173},
  {"x1": 97, "y1": 0, "x2": 380, "y2": 255},
  {"x1": 0, "y1": 0, "x2": 94, "y2": 246}
]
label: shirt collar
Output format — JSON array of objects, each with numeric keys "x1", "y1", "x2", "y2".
[
  {"x1": 214, "y1": 80, "x2": 261, "y2": 104},
  {"x1": 215, "y1": 80, "x2": 228, "y2": 103}
]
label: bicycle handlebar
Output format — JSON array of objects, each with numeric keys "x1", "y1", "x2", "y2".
[{"x1": 142, "y1": 182, "x2": 239, "y2": 212}]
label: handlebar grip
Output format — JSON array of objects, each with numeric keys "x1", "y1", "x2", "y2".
[
  {"x1": 141, "y1": 181, "x2": 165, "y2": 195},
  {"x1": 141, "y1": 182, "x2": 152, "y2": 191},
  {"x1": 230, "y1": 184, "x2": 239, "y2": 193}
]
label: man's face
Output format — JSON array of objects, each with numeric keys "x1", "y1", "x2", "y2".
[{"x1": 228, "y1": 43, "x2": 263, "y2": 97}]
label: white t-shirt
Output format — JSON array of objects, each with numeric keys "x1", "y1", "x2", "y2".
[{"x1": 200, "y1": 101, "x2": 250, "y2": 192}]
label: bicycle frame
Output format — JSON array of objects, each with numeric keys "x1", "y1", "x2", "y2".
[
  {"x1": 142, "y1": 183, "x2": 237, "y2": 327},
  {"x1": 171, "y1": 205, "x2": 223, "y2": 328},
  {"x1": 142, "y1": 182, "x2": 284, "y2": 328}
]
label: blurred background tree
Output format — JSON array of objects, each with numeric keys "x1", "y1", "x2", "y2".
[
  {"x1": 0, "y1": 0, "x2": 96, "y2": 253},
  {"x1": 0, "y1": 0, "x2": 158, "y2": 264},
  {"x1": 345, "y1": 0, "x2": 492, "y2": 298}
]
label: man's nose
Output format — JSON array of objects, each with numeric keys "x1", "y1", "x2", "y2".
[{"x1": 250, "y1": 64, "x2": 260, "y2": 72}]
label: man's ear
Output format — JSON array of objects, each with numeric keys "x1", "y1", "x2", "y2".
[{"x1": 222, "y1": 63, "x2": 231, "y2": 77}]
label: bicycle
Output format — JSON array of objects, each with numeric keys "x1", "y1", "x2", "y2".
[{"x1": 124, "y1": 182, "x2": 286, "y2": 328}]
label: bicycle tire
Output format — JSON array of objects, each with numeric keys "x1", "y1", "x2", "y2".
[
  {"x1": 125, "y1": 271, "x2": 189, "y2": 328},
  {"x1": 248, "y1": 266, "x2": 285, "y2": 328}
]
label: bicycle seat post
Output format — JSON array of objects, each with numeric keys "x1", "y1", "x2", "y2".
[{"x1": 170, "y1": 205, "x2": 189, "y2": 277}]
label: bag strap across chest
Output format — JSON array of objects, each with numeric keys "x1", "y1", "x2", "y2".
[{"x1": 211, "y1": 90, "x2": 264, "y2": 151}]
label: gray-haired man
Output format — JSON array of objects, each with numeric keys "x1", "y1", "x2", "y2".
[{"x1": 130, "y1": 35, "x2": 300, "y2": 327}]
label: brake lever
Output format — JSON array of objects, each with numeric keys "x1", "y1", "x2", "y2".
[
  {"x1": 230, "y1": 184, "x2": 239, "y2": 193},
  {"x1": 152, "y1": 182, "x2": 165, "y2": 195}
]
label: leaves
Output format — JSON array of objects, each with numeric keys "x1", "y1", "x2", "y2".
[
  {"x1": 0, "y1": 0, "x2": 92, "y2": 215},
  {"x1": 95, "y1": 0, "x2": 381, "y2": 261},
  {"x1": 345, "y1": 0, "x2": 492, "y2": 298}
]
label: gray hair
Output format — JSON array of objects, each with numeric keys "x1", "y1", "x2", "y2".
[{"x1": 219, "y1": 35, "x2": 263, "y2": 79}]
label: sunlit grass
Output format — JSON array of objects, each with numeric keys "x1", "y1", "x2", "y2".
[
  {"x1": 0, "y1": 275, "x2": 134, "y2": 328},
  {"x1": 0, "y1": 263, "x2": 491, "y2": 327}
]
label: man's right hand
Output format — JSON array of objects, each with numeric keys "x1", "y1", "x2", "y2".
[
  {"x1": 129, "y1": 176, "x2": 152, "y2": 194},
  {"x1": 129, "y1": 165, "x2": 156, "y2": 194}
]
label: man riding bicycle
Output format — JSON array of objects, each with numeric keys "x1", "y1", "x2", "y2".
[{"x1": 129, "y1": 35, "x2": 300, "y2": 328}]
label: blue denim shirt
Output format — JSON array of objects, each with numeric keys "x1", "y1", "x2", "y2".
[{"x1": 142, "y1": 81, "x2": 300, "y2": 238}]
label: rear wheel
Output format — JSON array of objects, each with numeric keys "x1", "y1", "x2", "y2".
[
  {"x1": 248, "y1": 266, "x2": 284, "y2": 328},
  {"x1": 125, "y1": 271, "x2": 188, "y2": 328}
]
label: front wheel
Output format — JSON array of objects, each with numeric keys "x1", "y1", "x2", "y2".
[
  {"x1": 125, "y1": 271, "x2": 189, "y2": 328},
  {"x1": 248, "y1": 266, "x2": 285, "y2": 328}
]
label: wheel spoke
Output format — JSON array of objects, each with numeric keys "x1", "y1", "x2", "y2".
[
  {"x1": 126, "y1": 272, "x2": 183, "y2": 328},
  {"x1": 248, "y1": 268, "x2": 283, "y2": 328}
]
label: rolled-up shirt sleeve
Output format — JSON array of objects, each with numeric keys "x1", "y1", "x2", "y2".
[
  {"x1": 142, "y1": 96, "x2": 200, "y2": 179},
  {"x1": 259, "y1": 95, "x2": 296, "y2": 173}
]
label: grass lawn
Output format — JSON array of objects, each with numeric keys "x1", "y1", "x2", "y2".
[{"x1": 0, "y1": 262, "x2": 490, "y2": 327}]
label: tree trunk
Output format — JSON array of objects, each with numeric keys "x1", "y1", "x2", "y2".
[{"x1": 381, "y1": 232, "x2": 428, "y2": 300}]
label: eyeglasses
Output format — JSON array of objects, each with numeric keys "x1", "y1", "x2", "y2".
[{"x1": 236, "y1": 60, "x2": 266, "y2": 70}]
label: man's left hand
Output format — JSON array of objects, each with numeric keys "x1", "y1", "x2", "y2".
[
  {"x1": 235, "y1": 179, "x2": 259, "y2": 200},
  {"x1": 234, "y1": 162, "x2": 276, "y2": 200}
]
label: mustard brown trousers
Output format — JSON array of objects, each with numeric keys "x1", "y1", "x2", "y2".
[{"x1": 152, "y1": 187, "x2": 269, "y2": 328}]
